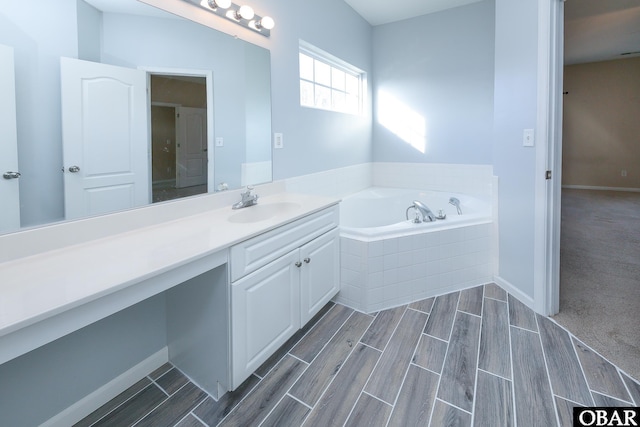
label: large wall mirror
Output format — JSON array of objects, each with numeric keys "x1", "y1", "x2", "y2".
[{"x1": 0, "y1": 0, "x2": 273, "y2": 235}]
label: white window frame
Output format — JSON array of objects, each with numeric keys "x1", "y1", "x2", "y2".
[{"x1": 299, "y1": 40, "x2": 366, "y2": 116}]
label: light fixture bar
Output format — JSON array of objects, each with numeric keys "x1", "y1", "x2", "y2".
[{"x1": 191, "y1": 0, "x2": 274, "y2": 37}]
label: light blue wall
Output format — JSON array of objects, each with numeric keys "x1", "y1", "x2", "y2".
[
  {"x1": 262, "y1": 0, "x2": 374, "y2": 179},
  {"x1": 0, "y1": 295, "x2": 167, "y2": 427},
  {"x1": 371, "y1": 1, "x2": 495, "y2": 165},
  {"x1": 100, "y1": 11, "x2": 264, "y2": 190},
  {"x1": 2, "y1": 0, "x2": 373, "y2": 226},
  {"x1": 493, "y1": 0, "x2": 540, "y2": 299},
  {"x1": 0, "y1": 0, "x2": 77, "y2": 227}
]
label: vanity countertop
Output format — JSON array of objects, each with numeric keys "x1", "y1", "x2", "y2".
[{"x1": 0, "y1": 192, "x2": 339, "y2": 342}]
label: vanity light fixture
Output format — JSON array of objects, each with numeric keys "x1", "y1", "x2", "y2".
[
  {"x1": 207, "y1": 0, "x2": 231, "y2": 10},
  {"x1": 193, "y1": 0, "x2": 274, "y2": 37}
]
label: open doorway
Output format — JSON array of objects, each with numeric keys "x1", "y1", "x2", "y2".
[
  {"x1": 149, "y1": 74, "x2": 209, "y2": 203},
  {"x1": 552, "y1": 1, "x2": 640, "y2": 381}
]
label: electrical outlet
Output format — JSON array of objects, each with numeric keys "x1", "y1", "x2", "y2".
[
  {"x1": 215, "y1": 137, "x2": 224, "y2": 147},
  {"x1": 274, "y1": 133, "x2": 284, "y2": 149},
  {"x1": 621, "y1": 169, "x2": 628, "y2": 177}
]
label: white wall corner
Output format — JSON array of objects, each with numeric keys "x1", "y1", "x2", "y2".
[{"x1": 493, "y1": 276, "x2": 535, "y2": 310}]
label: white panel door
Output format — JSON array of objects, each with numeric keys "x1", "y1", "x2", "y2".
[
  {"x1": 300, "y1": 229, "x2": 340, "y2": 325},
  {"x1": 61, "y1": 57, "x2": 149, "y2": 220},
  {"x1": 0, "y1": 44, "x2": 20, "y2": 233},
  {"x1": 176, "y1": 107, "x2": 207, "y2": 188},
  {"x1": 231, "y1": 250, "x2": 301, "y2": 388}
]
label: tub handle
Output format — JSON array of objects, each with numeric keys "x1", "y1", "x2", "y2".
[{"x1": 304, "y1": 258, "x2": 311, "y2": 264}]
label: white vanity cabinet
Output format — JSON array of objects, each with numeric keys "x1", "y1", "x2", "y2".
[{"x1": 229, "y1": 205, "x2": 339, "y2": 388}]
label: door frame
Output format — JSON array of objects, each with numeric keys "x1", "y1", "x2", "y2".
[
  {"x1": 0, "y1": 43, "x2": 20, "y2": 232},
  {"x1": 535, "y1": 0, "x2": 564, "y2": 316},
  {"x1": 141, "y1": 67, "x2": 214, "y2": 195}
]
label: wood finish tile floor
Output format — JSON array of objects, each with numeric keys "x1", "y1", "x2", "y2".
[{"x1": 76, "y1": 284, "x2": 640, "y2": 427}]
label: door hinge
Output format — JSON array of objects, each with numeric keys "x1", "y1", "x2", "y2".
[{"x1": 546, "y1": 170, "x2": 552, "y2": 180}]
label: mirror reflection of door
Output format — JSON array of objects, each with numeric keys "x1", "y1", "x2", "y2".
[
  {"x1": 150, "y1": 75, "x2": 208, "y2": 203},
  {"x1": 61, "y1": 58, "x2": 149, "y2": 220},
  {"x1": 0, "y1": 43, "x2": 20, "y2": 233}
]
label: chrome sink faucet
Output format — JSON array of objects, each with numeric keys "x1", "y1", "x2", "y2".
[{"x1": 232, "y1": 186, "x2": 259, "y2": 209}]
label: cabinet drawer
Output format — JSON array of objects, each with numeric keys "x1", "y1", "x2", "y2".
[{"x1": 230, "y1": 205, "x2": 339, "y2": 281}]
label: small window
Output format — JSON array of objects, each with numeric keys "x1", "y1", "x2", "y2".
[{"x1": 299, "y1": 41, "x2": 365, "y2": 115}]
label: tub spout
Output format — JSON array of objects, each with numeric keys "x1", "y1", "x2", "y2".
[
  {"x1": 449, "y1": 197, "x2": 462, "y2": 215},
  {"x1": 412, "y1": 200, "x2": 437, "y2": 222}
]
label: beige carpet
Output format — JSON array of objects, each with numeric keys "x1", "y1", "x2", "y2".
[{"x1": 552, "y1": 189, "x2": 640, "y2": 382}]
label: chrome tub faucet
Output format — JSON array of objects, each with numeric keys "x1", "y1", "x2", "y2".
[{"x1": 407, "y1": 200, "x2": 437, "y2": 223}]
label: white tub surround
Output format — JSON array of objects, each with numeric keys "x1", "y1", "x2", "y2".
[{"x1": 337, "y1": 187, "x2": 493, "y2": 313}]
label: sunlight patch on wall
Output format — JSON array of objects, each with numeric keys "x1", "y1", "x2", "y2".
[{"x1": 377, "y1": 90, "x2": 427, "y2": 154}]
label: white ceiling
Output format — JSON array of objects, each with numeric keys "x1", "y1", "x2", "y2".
[
  {"x1": 345, "y1": 0, "x2": 640, "y2": 65},
  {"x1": 87, "y1": 0, "x2": 640, "y2": 65},
  {"x1": 343, "y1": 0, "x2": 484, "y2": 26},
  {"x1": 564, "y1": 0, "x2": 640, "y2": 64}
]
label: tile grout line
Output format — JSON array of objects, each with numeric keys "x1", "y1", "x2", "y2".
[
  {"x1": 286, "y1": 392, "x2": 313, "y2": 410},
  {"x1": 545, "y1": 314, "x2": 640, "y2": 387},
  {"x1": 408, "y1": 361, "x2": 441, "y2": 377},
  {"x1": 507, "y1": 293, "x2": 518, "y2": 427},
  {"x1": 297, "y1": 308, "x2": 360, "y2": 368},
  {"x1": 358, "y1": 308, "x2": 410, "y2": 410},
  {"x1": 434, "y1": 397, "x2": 472, "y2": 416},
  {"x1": 427, "y1": 291, "x2": 461, "y2": 426},
  {"x1": 86, "y1": 381, "x2": 158, "y2": 427},
  {"x1": 382, "y1": 308, "x2": 431, "y2": 427},
  {"x1": 252, "y1": 303, "x2": 341, "y2": 381},
  {"x1": 469, "y1": 286, "x2": 486, "y2": 426},
  {"x1": 292, "y1": 312, "x2": 375, "y2": 424},
  {"x1": 476, "y1": 367, "x2": 511, "y2": 383},
  {"x1": 256, "y1": 392, "x2": 290, "y2": 427},
  {"x1": 533, "y1": 313, "x2": 562, "y2": 427},
  {"x1": 190, "y1": 409, "x2": 208, "y2": 427},
  {"x1": 423, "y1": 331, "x2": 449, "y2": 344},
  {"x1": 130, "y1": 380, "x2": 193, "y2": 427},
  {"x1": 216, "y1": 305, "x2": 348, "y2": 426},
  {"x1": 567, "y1": 329, "x2": 597, "y2": 406}
]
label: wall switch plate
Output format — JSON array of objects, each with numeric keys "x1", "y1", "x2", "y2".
[
  {"x1": 523, "y1": 129, "x2": 535, "y2": 147},
  {"x1": 215, "y1": 137, "x2": 224, "y2": 147},
  {"x1": 274, "y1": 133, "x2": 284, "y2": 149}
]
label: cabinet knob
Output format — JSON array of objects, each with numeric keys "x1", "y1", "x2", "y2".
[
  {"x1": 304, "y1": 258, "x2": 311, "y2": 264},
  {"x1": 295, "y1": 261, "x2": 302, "y2": 268}
]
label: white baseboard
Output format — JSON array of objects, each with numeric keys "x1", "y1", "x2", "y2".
[
  {"x1": 41, "y1": 347, "x2": 169, "y2": 427},
  {"x1": 562, "y1": 185, "x2": 640, "y2": 193},
  {"x1": 493, "y1": 276, "x2": 535, "y2": 311}
]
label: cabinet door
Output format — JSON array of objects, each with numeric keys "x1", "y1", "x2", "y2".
[
  {"x1": 300, "y1": 228, "x2": 340, "y2": 325},
  {"x1": 231, "y1": 249, "x2": 301, "y2": 388}
]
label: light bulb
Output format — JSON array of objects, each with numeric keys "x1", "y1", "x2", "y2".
[
  {"x1": 237, "y1": 5, "x2": 254, "y2": 20},
  {"x1": 256, "y1": 16, "x2": 275, "y2": 30},
  {"x1": 207, "y1": 0, "x2": 231, "y2": 9}
]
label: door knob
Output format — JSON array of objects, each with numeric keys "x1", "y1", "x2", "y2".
[
  {"x1": 304, "y1": 258, "x2": 311, "y2": 264},
  {"x1": 295, "y1": 261, "x2": 302, "y2": 268},
  {"x1": 3, "y1": 171, "x2": 21, "y2": 179},
  {"x1": 68, "y1": 166, "x2": 81, "y2": 173}
]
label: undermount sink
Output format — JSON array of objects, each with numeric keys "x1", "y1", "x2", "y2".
[{"x1": 227, "y1": 201, "x2": 302, "y2": 223}]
